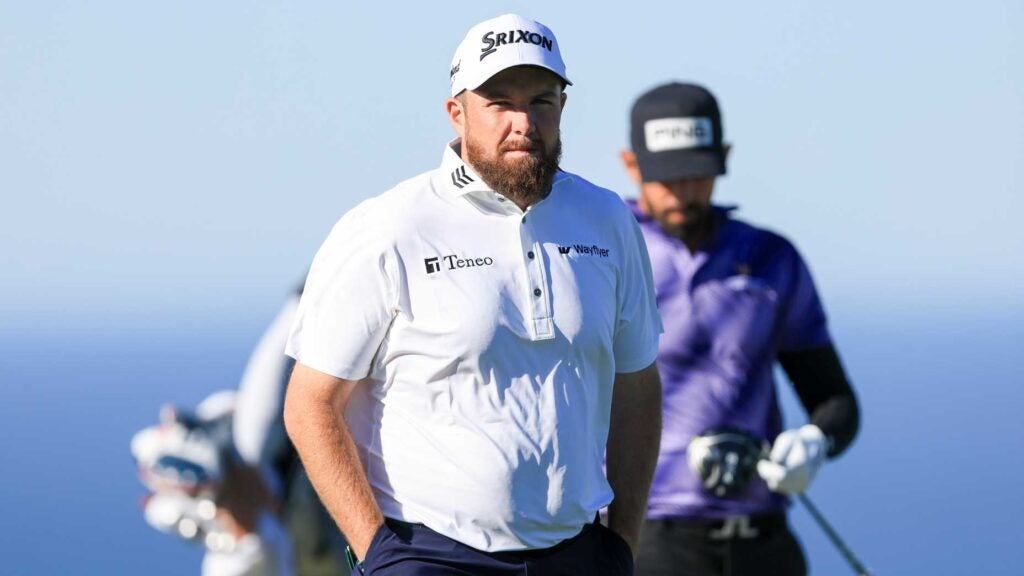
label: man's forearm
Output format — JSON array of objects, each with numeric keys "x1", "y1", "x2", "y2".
[
  {"x1": 778, "y1": 345, "x2": 860, "y2": 457},
  {"x1": 606, "y1": 363, "x2": 662, "y2": 556},
  {"x1": 283, "y1": 364, "x2": 383, "y2": 559}
]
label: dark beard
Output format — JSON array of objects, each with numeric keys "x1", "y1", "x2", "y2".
[
  {"x1": 465, "y1": 137, "x2": 562, "y2": 206},
  {"x1": 639, "y1": 195, "x2": 714, "y2": 245}
]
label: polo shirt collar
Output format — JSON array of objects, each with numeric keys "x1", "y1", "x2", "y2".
[
  {"x1": 440, "y1": 139, "x2": 491, "y2": 199},
  {"x1": 438, "y1": 138, "x2": 570, "y2": 215}
]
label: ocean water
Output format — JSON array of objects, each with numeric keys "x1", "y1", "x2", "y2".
[{"x1": 1, "y1": 305, "x2": 1021, "y2": 575}]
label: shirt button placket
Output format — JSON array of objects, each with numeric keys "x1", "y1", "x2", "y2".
[
  {"x1": 519, "y1": 210, "x2": 552, "y2": 339},
  {"x1": 523, "y1": 219, "x2": 543, "y2": 302}
]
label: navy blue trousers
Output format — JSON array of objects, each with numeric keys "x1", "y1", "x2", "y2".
[{"x1": 358, "y1": 517, "x2": 634, "y2": 575}]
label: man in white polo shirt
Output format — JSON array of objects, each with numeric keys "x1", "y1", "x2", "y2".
[{"x1": 283, "y1": 14, "x2": 663, "y2": 575}]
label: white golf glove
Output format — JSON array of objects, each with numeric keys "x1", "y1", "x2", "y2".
[{"x1": 756, "y1": 424, "x2": 828, "y2": 494}]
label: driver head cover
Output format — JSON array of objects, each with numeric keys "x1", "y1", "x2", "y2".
[{"x1": 687, "y1": 427, "x2": 767, "y2": 497}]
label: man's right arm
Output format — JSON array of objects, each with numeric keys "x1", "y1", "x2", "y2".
[
  {"x1": 282, "y1": 362, "x2": 383, "y2": 559},
  {"x1": 778, "y1": 344, "x2": 860, "y2": 457}
]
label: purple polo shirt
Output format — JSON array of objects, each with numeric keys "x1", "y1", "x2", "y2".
[{"x1": 630, "y1": 201, "x2": 832, "y2": 519}]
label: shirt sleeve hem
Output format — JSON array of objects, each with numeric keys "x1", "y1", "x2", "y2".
[
  {"x1": 285, "y1": 348, "x2": 369, "y2": 382},
  {"x1": 614, "y1": 347, "x2": 659, "y2": 375}
]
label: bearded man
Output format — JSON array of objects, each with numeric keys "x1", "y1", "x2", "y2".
[
  {"x1": 282, "y1": 13, "x2": 664, "y2": 576},
  {"x1": 620, "y1": 82, "x2": 861, "y2": 576}
]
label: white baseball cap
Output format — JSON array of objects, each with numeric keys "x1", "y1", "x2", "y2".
[{"x1": 449, "y1": 14, "x2": 571, "y2": 97}]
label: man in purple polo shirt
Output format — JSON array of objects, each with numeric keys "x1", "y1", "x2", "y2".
[{"x1": 620, "y1": 82, "x2": 861, "y2": 576}]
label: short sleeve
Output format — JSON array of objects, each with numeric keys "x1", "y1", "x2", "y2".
[
  {"x1": 285, "y1": 202, "x2": 399, "y2": 380},
  {"x1": 612, "y1": 209, "x2": 663, "y2": 373},
  {"x1": 776, "y1": 241, "x2": 831, "y2": 351}
]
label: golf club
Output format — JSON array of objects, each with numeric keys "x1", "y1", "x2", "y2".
[{"x1": 797, "y1": 492, "x2": 873, "y2": 576}]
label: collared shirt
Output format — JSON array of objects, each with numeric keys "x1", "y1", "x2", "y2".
[
  {"x1": 629, "y1": 201, "x2": 831, "y2": 520},
  {"x1": 286, "y1": 141, "x2": 661, "y2": 551}
]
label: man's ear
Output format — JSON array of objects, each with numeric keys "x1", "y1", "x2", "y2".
[
  {"x1": 446, "y1": 96, "x2": 466, "y2": 139},
  {"x1": 620, "y1": 149, "x2": 642, "y2": 184}
]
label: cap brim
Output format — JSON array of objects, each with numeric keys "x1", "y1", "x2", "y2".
[
  {"x1": 459, "y1": 64, "x2": 572, "y2": 96},
  {"x1": 635, "y1": 148, "x2": 726, "y2": 182}
]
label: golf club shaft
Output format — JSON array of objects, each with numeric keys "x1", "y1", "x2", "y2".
[{"x1": 797, "y1": 493, "x2": 872, "y2": 576}]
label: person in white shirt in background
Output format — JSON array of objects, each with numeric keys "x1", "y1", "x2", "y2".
[{"x1": 133, "y1": 286, "x2": 349, "y2": 576}]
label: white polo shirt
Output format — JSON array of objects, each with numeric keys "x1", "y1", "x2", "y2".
[{"x1": 286, "y1": 140, "x2": 661, "y2": 552}]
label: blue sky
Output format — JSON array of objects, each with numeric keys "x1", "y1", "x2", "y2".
[{"x1": 3, "y1": 1, "x2": 1021, "y2": 332}]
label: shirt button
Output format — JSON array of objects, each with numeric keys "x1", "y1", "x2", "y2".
[
  {"x1": 533, "y1": 288, "x2": 542, "y2": 297},
  {"x1": 527, "y1": 251, "x2": 535, "y2": 259}
]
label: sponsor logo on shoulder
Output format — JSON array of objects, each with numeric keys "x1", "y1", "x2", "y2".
[
  {"x1": 424, "y1": 253, "x2": 494, "y2": 275},
  {"x1": 450, "y1": 166, "x2": 474, "y2": 189},
  {"x1": 557, "y1": 244, "x2": 610, "y2": 258}
]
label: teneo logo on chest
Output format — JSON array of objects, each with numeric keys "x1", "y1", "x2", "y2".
[
  {"x1": 557, "y1": 244, "x2": 610, "y2": 258},
  {"x1": 644, "y1": 117, "x2": 713, "y2": 152},
  {"x1": 480, "y1": 30, "x2": 553, "y2": 60},
  {"x1": 424, "y1": 254, "x2": 495, "y2": 274}
]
